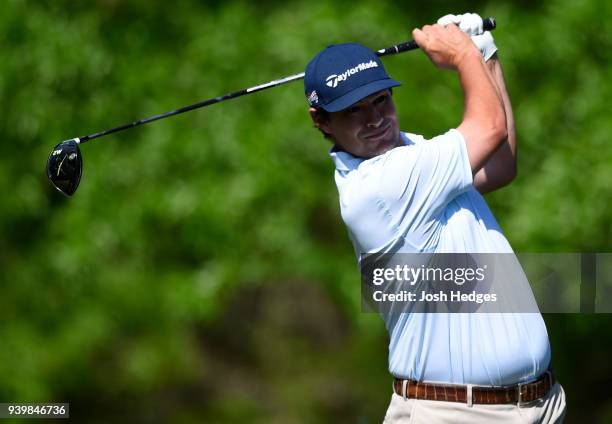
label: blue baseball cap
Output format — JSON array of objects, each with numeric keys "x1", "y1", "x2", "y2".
[{"x1": 304, "y1": 43, "x2": 400, "y2": 112}]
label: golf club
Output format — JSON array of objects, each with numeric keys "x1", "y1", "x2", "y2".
[{"x1": 47, "y1": 17, "x2": 496, "y2": 197}]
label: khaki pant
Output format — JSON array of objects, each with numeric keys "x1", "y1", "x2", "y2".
[{"x1": 383, "y1": 382, "x2": 566, "y2": 423}]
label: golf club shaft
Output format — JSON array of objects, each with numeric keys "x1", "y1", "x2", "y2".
[{"x1": 76, "y1": 17, "x2": 495, "y2": 144}]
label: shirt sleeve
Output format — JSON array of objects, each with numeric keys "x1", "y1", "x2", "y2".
[{"x1": 377, "y1": 128, "x2": 473, "y2": 226}]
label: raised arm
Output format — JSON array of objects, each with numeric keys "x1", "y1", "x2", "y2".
[
  {"x1": 434, "y1": 14, "x2": 517, "y2": 194},
  {"x1": 412, "y1": 24, "x2": 507, "y2": 174},
  {"x1": 472, "y1": 53, "x2": 517, "y2": 194}
]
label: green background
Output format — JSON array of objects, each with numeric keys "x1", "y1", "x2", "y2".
[{"x1": 1, "y1": 0, "x2": 610, "y2": 422}]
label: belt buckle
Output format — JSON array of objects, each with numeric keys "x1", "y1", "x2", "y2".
[
  {"x1": 517, "y1": 382, "x2": 539, "y2": 407},
  {"x1": 517, "y1": 382, "x2": 526, "y2": 406}
]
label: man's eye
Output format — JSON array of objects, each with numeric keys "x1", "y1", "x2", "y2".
[
  {"x1": 375, "y1": 95, "x2": 387, "y2": 105},
  {"x1": 347, "y1": 106, "x2": 360, "y2": 114}
]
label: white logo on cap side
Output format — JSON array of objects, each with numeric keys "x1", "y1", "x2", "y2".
[
  {"x1": 325, "y1": 60, "x2": 379, "y2": 88},
  {"x1": 307, "y1": 90, "x2": 319, "y2": 105}
]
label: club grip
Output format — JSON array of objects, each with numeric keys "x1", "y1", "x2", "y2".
[
  {"x1": 377, "y1": 16, "x2": 496, "y2": 57},
  {"x1": 483, "y1": 17, "x2": 496, "y2": 31}
]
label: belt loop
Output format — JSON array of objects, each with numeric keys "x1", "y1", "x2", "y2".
[
  {"x1": 466, "y1": 384, "x2": 473, "y2": 407},
  {"x1": 517, "y1": 382, "x2": 525, "y2": 406},
  {"x1": 402, "y1": 379, "x2": 408, "y2": 402},
  {"x1": 546, "y1": 370, "x2": 552, "y2": 389}
]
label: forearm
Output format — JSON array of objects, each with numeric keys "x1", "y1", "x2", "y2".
[
  {"x1": 473, "y1": 54, "x2": 517, "y2": 194},
  {"x1": 489, "y1": 55, "x2": 516, "y2": 161},
  {"x1": 456, "y1": 50, "x2": 507, "y2": 173}
]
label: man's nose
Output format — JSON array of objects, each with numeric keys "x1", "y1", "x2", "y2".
[{"x1": 365, "y1": 106, "x2": 383, "y2": 128}]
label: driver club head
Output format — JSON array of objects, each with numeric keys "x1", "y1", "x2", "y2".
[{"x1": 47, "y1": 138, "x2": 83, "y2": 197}]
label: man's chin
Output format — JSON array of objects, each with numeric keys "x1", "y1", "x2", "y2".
[{"x1": 370, "y1": 137, "x2": 401, "y2": 157}]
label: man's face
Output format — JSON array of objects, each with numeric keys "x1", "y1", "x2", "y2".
[{"x1": 311, "y1": 89, "x2": 401, "y2": 158}]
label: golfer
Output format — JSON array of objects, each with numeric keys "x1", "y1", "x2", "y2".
[{"x1": 304, "y1": 13, "x2": 566, "y2": 423}]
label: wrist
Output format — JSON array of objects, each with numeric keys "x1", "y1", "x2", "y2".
[
  {"x1": 485, "y1": 54, "x2": 499, "y2": 71},
  {"x1": 455, "y1": 47, "x2": 483, "y2": 71}
]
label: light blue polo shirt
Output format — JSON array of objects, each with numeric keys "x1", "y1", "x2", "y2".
[{"x1": 331, "y1": 129, "x2": 551, "y2": 386}]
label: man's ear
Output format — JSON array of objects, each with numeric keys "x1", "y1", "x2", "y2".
[{"x1": 309, "y1": 107, "x2": 332, "y2": 135}]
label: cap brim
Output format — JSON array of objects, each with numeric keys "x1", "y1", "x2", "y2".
[{"x1": 321, "y1": 78, "x2": 401, "y2": 112}]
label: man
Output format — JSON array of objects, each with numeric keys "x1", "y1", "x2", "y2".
[{"x1": 304, "y1": 13, "x2": 566, "y2": 423}]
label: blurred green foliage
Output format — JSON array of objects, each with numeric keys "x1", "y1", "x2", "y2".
[{"x1": 0, "y1": 0, "x2": 610, "y2": 422}]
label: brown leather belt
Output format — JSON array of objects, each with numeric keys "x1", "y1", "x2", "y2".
[{"x1": 393, "y1": 369, "x2": 555, "y2": 406}]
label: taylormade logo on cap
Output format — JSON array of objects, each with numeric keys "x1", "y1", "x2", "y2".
[
  {"x1": 304, "y1": 43, "x2": 400, "y2": 112},
  {"x1": 325, "y1": 60, "x2": 379, "y2": 88}
]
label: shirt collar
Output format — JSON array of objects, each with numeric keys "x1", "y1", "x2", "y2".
[{"x1": 328, "y1": 145, "x2": 364, "y2": 172}]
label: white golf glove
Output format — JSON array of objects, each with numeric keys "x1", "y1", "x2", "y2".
[{"x1": 437, "y1": 13, "x2": 498, "y2": 61}]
